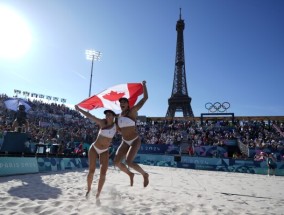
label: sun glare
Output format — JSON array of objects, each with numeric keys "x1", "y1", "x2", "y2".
[{"x1": 0, "y1": 5, "x2": 32, "y2": 59}]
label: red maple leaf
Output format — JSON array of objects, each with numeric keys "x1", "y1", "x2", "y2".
[{"x1": 103, "y1": 91, "x2": 125, "y2": 101}]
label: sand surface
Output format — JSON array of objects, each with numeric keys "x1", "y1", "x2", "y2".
[{"x1": 0, "y1": 165, "x2": 283, "y2": 215}]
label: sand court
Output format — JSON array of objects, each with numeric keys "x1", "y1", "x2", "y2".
[{"x1": 0, "y1": 165, "x2": 283, "y2": 215}]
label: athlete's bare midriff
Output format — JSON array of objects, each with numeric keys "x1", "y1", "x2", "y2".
[
  {"x1": 120, "y1": 126, "x2": 139, "y2": 141},
  {"x1": 93, "y1": 135, "x2": 112, "y2": 150}
]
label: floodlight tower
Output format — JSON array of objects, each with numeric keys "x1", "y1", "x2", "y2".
[{"x1": 85, "y1": 49, "x2": 102, "y2": 97}]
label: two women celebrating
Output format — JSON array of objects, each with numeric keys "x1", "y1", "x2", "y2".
[{"x1": 75, "y1": 80, "x2": 149, "y2": 199}]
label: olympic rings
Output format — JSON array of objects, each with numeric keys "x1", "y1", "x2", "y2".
[{"x1": 205, "y1": 102, "x2": 230, "y2": 113}]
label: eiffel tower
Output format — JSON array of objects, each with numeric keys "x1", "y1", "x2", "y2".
[{"x1": 166, "y1": 9, "x2": 194, "y2": 117}]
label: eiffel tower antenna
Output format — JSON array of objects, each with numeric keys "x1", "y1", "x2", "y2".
[{"x1": 166, "y1": 9, "x2": 194, "y2": 117}]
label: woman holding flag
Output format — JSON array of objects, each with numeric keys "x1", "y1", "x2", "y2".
[
  {"x1": 114, "y1": 80, "x2": 149, "y2": 187},
  {"x1": 75, "y1": 105, "x2": 117, "y2": 199}
]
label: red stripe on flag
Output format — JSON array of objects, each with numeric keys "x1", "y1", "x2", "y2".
[
  {"x1": 127, "y1": 83, "x2": 143, "y2": 108},
  {"x1": 78, "y1": 95, "x2": 104, "y2": 110}
]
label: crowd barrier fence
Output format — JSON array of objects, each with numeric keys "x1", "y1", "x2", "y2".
[
  {"x1": 1, "y1": 154, "x2": 283, "y2": 176},
  {"x1": 0, "y1": 133, "x2": 283, "y2": 176}
]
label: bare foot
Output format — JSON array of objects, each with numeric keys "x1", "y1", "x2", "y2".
[
  {"x1": 96, "y1": 192, "x2": 100, "y2": 199},
  {"x1": 129, "y1": 172, "x2": 135, "y2": 186},
  {"x1": 96, "y1": 198, "x2": 101, "y2": 206},
  {"x1": 85, "y1": 191, "x2": 90, "y2": 199},
  {"x1": 143, "y1": 173, "x2": 149, "y2": 187}
]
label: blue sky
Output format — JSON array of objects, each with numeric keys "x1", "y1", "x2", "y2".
[{"x1": 1, "y1": 0, "x2": 284, "y2": 118}]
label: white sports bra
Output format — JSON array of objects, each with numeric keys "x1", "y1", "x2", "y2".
[
  {"x1": 118, "y1": 116, "x2": 135, "y2": 128},
  {"x1": 98, "y1": 124, "x2": 117, "y2": 138}
]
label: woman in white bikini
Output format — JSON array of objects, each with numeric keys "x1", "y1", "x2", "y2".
[
  {"x1": 75, "y1": 105, "x2": 117, "y2": 198},
  {"x1": 114, "y1": 80, "x2": 149, "y2": 187}
]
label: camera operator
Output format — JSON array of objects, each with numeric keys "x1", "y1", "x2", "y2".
[{"x1": 12, "y1": 104, "x2": 29, "y2": 132}]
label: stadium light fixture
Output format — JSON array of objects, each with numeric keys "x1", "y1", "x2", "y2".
[{"x1": 85, "y1": 49, "x2": 102, "y2": 97}]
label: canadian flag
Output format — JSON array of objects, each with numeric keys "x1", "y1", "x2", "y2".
[{"x1": 77, "y1": 83, "x2": 143, "y2": 110}]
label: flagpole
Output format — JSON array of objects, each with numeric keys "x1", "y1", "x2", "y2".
[{"x1": 85, "y1": 50, "x2": 102, "y2": 97}]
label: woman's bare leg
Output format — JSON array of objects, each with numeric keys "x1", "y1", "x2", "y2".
[
  {"x1": 126, "y1": 138, "x2": 149, "y2": 187},
  {"x1": 96, "y1": 151, "x2": 109, "y2": 198},
  {"x1": 114, "y1": 142, "x2": 135, "y2": 186},
  {"x1": 86, "y1": 147, "x2": 97, "y2": 196}
]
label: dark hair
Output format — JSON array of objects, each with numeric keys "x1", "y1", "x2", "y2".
[
  {"x1": 119, "y1": 97, "x2": 129, "y2": 103},
  {"x1": 104, "y1": 109, "x2": 116, "y2": 116}
]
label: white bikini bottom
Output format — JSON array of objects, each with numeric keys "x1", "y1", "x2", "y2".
[
  {"x1": 93, "y1": 145, "x2": 109, "y2": 154},
  {"x1": 123, "y1": 136, "x2": 139, "y2": 146}
]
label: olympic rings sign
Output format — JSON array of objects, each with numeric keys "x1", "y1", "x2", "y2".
[{"x1": 205, "y1": 102, "x2": 230, "y2": 113}]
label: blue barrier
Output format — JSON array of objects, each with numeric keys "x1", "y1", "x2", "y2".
[
  {"x1": 1, "y1": 154, "x2": 283, "y2": 176},
  {"x1": 37, "y1": 157, "x2": 89, "y2": 172},
  {"x1": 138, "y1": 144, "x2": 180, "y2": 154},
  {"x1": 133, "y1": 155, "x2": 284, "y2": 176},
  {"x1": 0, "y1": 157, "x2": 39, "y2": 176},
  {"x1": 134, "y1": 154, "x2": 177, "y2": 167}
]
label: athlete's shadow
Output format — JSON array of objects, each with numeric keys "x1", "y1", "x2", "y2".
[{"x1": 3, "y1": 173, "x2": 62, "y2": 200}]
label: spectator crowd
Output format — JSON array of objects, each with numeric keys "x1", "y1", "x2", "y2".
[{"x1": 0, "y1": 93, "x2": 283, "y2": 161}]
